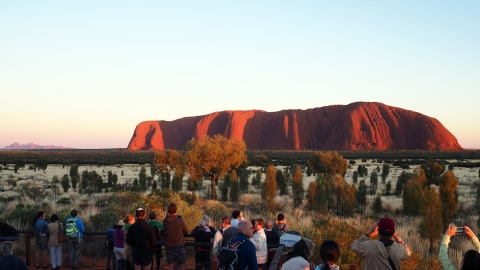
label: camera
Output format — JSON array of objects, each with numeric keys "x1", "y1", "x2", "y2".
[{"x1": 456, "y1": 227, "x2": 465, "y2": 234}]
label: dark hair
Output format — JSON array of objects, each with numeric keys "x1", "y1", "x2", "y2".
[
  {"x1": 277, "y1": 213, "x2": 285, "y2": 221},
  {"x1": 168, "y1": 203, "x2": 177, "y2": 214},
  {"x1": 70, "y1": 209, "x2": 78, "y2": 217},
  {"x1": 232, "y1": 210, "x2": 240, "y2": 219},
  {"x1": 251, "y1": 219, "x2": 256, "y2": 228},
  {"x1": 461, "y1": 250, "x2": 480, "y2": 270},
  {"x1": 50, "y1": 214, "x2": 59, "y2": 222},
  {"x1": 320, "y1": 240, "x2": 340, "y2": 270},
  {"x1": 149, "y1": 212, "x2": 157, "y2": 220},
  {"x1": 32, "y1": 211, "x2": 45, "y2": 227}
]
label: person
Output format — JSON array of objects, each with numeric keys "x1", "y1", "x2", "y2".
[
  {"x1": 281, "y1": 238, "x2": 315, "y2": 270},
  {"x1": 230, "y1": 210, "x2": 244, "y2": 228},
  {"x1": 163, "y1": 203, "x2": 188, "y2": 270},
  {"x1": 113, "y1": 220, "x2": 126, "y2": 270},
  {"x1": 0, "y1": 241, "x2": 28, "y2": 270},
  {"x1": 33, "y1": 211, "x2": 49, "y2": 269},
  {"x1": 148, "y1": 212, "x2": 163, "y2": 270},
  {"x1": 191, "y1": 218, "x2": 216, "y2": 269},
  {"x1": 126, "y1": 208, "x2": 157, "y2": 270},
  {"x1": 66, "y1": 209, "x2": 85, "y2": 270},
  {"x1": 124, "y1": 214, "x2": 136, "y2": 270},
  {"x1": 106, "y1": 224, "x2": 117, "y2": 270},
  {"x1": 251, "y1": 218, "x2": 268, "y2": 267},
  {"x1": 228, "y1": 220, "x2": 258, "y2": 269},
  {"x1": 274, "y1": 213, "x2": 289, "y2": 235},
  {"x1": 264, "y1": 220, "x2": 279, "y2": 245},
  {"x1": 47, "y1": 214, "x2": 64, "y2": 270},
  {"x1": 351, "y1": 217, "x2": 411, "y2": 270},
  {"x1": 439, "y1": 225, "x2": 480, "y2": 270},
  {"x1": 213, "y1": 216, "x2": 231, "y2": 259},
  {"x1": 315, "y1": 240, "x2": 340, "y2": 270}
]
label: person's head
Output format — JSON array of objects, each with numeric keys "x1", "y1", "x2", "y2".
[
  {"x1": 202, "y1": 215, "x2": 211, "y2": 227},
  {"x1": 265, "y1": 220, "x2": 273, "y2": 230},
  {"x1": 377, "y1": 217, "x2": 395, "y2": 237},
  {"x1": 255, "y1": 218, "x2": 265, "y2": 230},
  {"x1": 461, "y1": 250, "x2": 480, "y2": 270},
  {"x1": 116, "y1": 219, "x2": 125, "y2": 229},
  {"x1": 38, "y1": 211, "x2": 46, "y2": 219},
  {"x1": 304, "y1": 238, "x2": 316, "y2": 259},
  {"x1": 232, "y1": 210, "x2": 241, "y2": 219},
  {"x1": 135, "y1": 208, "x2": 146, "y2": 219},
  {"x1": 168, "y1": 203, "x2": 177, "y2": 215},
  {"x1": 70, "y1": 209, "x2": 78, "y2": 217},
  {"x1": 198, "y1": 219, "x2": 207, "y2": 228},
  {"x1": 237, "y1": 220, "x2": 254, "y2": 238},
  {"x1": 124, "y1": 214, "x2": 135, "y2": 224},
  {"x1": 221, "y1": 216, "x2": 231, "y2": 228},
  {"x1": 277, "y1": 213, "x2": 285, "y2": 223},
  {"x1": 1, "y1": 241, "x2": 14, "y2": 255},
  {"x1": 320, "y1": 240, "x2": 340, "y2": 268},
  {"x1": 50, "y1": 214, "x2": 59, "y2": 222},
  {"x1": 148, "y1": 211, "x2": 157, "y2": 220}
]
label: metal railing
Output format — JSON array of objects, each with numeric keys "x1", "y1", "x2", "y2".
[{"x1": 1, "y1": 231, "x2": 284, "y2": 270}]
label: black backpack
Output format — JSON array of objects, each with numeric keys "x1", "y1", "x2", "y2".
[
  {"x1": 105, "y1": 232, "x2": 114, "y2": 250},
  {"x1": 218, "y1": 238, "x2": 249, "y2": 270}
]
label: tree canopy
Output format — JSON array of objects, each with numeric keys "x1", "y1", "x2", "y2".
[{"x1": 308, "y1": 151, "x2": 348, "y2": 177}]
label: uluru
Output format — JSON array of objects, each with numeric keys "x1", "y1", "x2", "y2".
[{"x1": 127, "y1": 102, "x2": 463, "y2": 151}]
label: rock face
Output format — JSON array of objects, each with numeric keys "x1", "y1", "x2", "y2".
[
  {"x1": 4, "y1": 142, "x2": 73, "y2": 149},
  {"x1": 127, "y1": 102, "x2": 463, "y2": 151}
]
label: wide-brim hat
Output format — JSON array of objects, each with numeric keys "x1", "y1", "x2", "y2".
[{"x1": 116, "y1": 219, "x2": 125, "y2": 227}]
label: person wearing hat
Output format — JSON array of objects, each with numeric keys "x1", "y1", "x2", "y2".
[
  {"x1": 351, "y1": 217, "x2": 411, "y2": 270},
  {"x1": 114, "y1": 219, "x2": 126, "y2": 270},
  {"x1": 126, "y1": 208, "x2": 157, "y2": 270}
]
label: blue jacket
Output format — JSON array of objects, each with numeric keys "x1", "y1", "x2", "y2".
[
  {"x1": 229, "y1": 232, "x2": 258, "y2": 270},
  {"x1": 66, "y1": 216, "x2": 85, "y2": 238},
  {"x1": 34, "y1": 219, "x2": 48, "y2": 237}
]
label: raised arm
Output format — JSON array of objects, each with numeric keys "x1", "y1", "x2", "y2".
[{"x1": 439, "y1": 224, "x2": 457, "y2": 270}]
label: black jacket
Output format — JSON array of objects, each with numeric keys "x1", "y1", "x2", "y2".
[{"x1": 126, "y1": 219, "x2": 157, "y2": 256}]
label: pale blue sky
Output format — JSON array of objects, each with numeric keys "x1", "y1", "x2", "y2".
[{"x1": 1, "y1": 1, "x2": 479, "y2": 149}]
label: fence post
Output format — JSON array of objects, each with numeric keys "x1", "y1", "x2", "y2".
[{"x1": 26, "y1": 232, "x2": 31, "y2": 266}]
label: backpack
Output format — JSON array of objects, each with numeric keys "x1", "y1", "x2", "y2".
[
  {"x1": 105, "y1": 232, "x2": 114, "y2": 249},
  {"x1": 66, "y1": 217, "x2": 79, "y2": 238},
  {"x1": 217, "y1": 238, "x2": 249, "y2": 270}
]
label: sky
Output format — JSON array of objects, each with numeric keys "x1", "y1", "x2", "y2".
[{"x1": 1, "y1": 1, "x2": 479, "y2": 149}]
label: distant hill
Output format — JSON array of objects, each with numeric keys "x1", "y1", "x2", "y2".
[
  {"x1": 4, "y1": 142, "x2": 73, "y2": 150},
  {"x1": 127, "y1": 102, "x2": 463, "y2": 151}
]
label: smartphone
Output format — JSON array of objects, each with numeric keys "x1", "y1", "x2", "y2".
[{"x1": 456, "y1": 227, "x2": 465, "y2": 234}]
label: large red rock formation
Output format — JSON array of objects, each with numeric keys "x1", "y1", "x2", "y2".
[{"x1": 127, "y1": 102, "x2": 463, "y2": 151}]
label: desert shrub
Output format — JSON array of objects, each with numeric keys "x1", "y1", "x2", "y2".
[
  {"x1": 199, "y1": 200, "x2": 230, "y2": 228},
  {"x1": 179, "y1": 192, "x2": 197, "y2": 205},
  {"x1": 88, "y1": 207, "x2": 119, "y2": 231},
  {"x1": 2, "y1": 204, "x2": 44, "y2": 229}
]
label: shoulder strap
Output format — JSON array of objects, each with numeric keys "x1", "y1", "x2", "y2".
[{"x1": 379, "y1": 240, "x2": 396, "y2": 270}]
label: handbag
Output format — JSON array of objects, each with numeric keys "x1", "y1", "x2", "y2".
[{"x1": 58, "y1": 223, "x2": 67, "y2": 243}]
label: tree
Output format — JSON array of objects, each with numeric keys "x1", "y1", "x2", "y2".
[
  {"x1": 356, "y1": 180, "x2": 367, "y2": 214},
  {"x1": 96, "y1": 176, "x2": 103, "y2": 193},
  {"x1": 230, "y1": 179, "x2": 240, "y2": 203},
  {"x1": 403, "y1": 170, "x2": 425, "y2": 216},
  {"x1": 352, "y1": 171, "x2": 358, "y2": 184},
  {"x1": 139, "y1": 166, "x2": 147, "y2": 192},
  {"x1": 314, "y1": 180, "x2": 327, "y2": 212},
  {"x1": 238, "y1": 168, "x2": 249, "y2": 194},
  {"x1": 13, "y1": 159, "x2": 25, "y2": 173},
  {"x1": 254, "y1": 169, "x2": 263, "y2": 188},
  {"x1": 344, "y1": 184, "x2": 357, "y2": 215},
  {"x1": 35, "y1": 159, "x2": 48, "y2": 172},
  {"x1": 153, "y1": 149, "x2": 181, "y2": 190},
  {"x1": 385, "y1": 181, "x2": 392, "y2": 195},
  {"x1": 333, "y1": 174, "x2": 345, "y2": 215},
  {"x1": 372, "y1": 195, "x2": 382, "y2": 215},
  {"x1": 183, "y1": 135, "x2": 247, "y2": 199},
  {"x1": 308, "y1": 151, "x2": 348, "y2": 177},
  {"x1": 112, "y1": 174, "x2": 118, "y2": 186},
  {"x1": 220, "y1": 180, "x2": 229, "y2": 202},
  {"x1": 171, "y1": 173, "x2": 183, "y2": 192},
  {"x1": 107, "y1": 171, "x2": 113, "y2": 186},
  {"x1": 439, "y1": 170, "x2": 459, "y2": 231},
  {"x1": 69, "y1": 164, "x2": 79, "y2": 178},
  {"x1": 381, "y1": 164, "x2": 390, "y2": 184},
  {"x1": 276, "y1": 170, "x2": 288, "y2": 196},
  {"x1": 420, "y1": 186, "x2": 443, "y2": 254},
  {"x1": 292, "y1": 166, "x2": 304, "y2": 208},
  {"x1": 357, "y1": 165, "x2": 367, "y2": 177},
  {"x1": 422, "y1": 162, "x2": 445, "y2": 186},
  {"x1": 370, "y1": 171, "x2": 378, "y2": 191},
  {"x1": 71, "y1": 176, "x2": 78, "y2": 190},
  {"x1": 307, "y1": 181, "x2": 317, "y2": 210},
  {"x1": 264, "y1": 165, "x2": 277, "y2": 211},
  {"x1": 61, "y1": 174, "x2": 69, "y2": 192}
]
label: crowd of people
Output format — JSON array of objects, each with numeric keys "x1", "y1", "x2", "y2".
[{"x1": 0, "y1": 209, "x2": 478, "y2": 270}]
